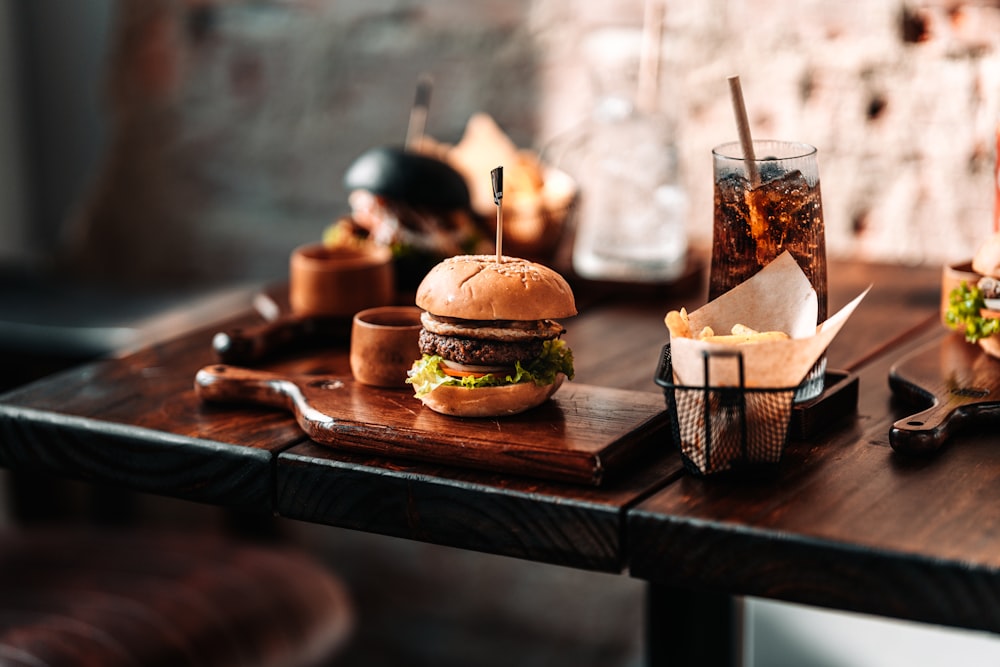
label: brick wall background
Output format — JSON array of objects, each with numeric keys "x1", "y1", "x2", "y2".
[{"x1": 63, "y1": 0, "x2": 1000, "y2": 286}]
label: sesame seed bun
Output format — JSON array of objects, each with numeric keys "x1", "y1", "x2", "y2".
[
  {"x1": 979, "y1": 333, "x2": 1000, "y2": 359},
  {"x1": 972, "y1": 231, "x2": 1000, "y2": 278},
  {"x1": 415, "y1": 255, "x2": 577, "y2": 321}
]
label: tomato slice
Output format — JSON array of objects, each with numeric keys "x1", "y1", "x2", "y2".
[
  {"x1": 439, "y1": 360, "x2": 512, "y2": 379},
  {"x1": 981, "y1": 307, "x2": 1000, "y2": 320},
  {"x1": 441, "y1": 367, "x2": 490, "y2": 379}
]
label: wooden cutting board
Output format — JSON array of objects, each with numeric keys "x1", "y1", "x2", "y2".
[
  {"x1": 888, "y1": 332, "x2": 1000, "y2": 454},
  {"x1": 195, "y1": 365, "x2": 670, "y2": 486}
]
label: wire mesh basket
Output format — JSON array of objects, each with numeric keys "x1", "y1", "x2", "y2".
[{"x1": 654, "y1": 343, "x2": 798, "y2": 477}]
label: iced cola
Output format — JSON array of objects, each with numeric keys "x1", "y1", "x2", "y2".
[
  {"x1": 709, "y1": 142, "x2": 827, "y2": 320},
  {"x1": 709, "y1": 140, "x2": 828, "y2": 400}
]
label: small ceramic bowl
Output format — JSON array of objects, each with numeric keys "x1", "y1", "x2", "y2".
[
  {"x1": 289, "y1": 243, "x2": 395, "y2": 318},
  {"x1": 349, "y1": 306, "x2": 423, "y2": 388}
]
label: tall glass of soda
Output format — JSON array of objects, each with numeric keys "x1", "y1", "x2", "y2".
[{"x1": 709, "y1": 140, "x2": 828, "y2": 401}]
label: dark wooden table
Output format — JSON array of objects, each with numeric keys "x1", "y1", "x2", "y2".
[{"x1": 2, "y1": 257, "x2": 992, "y2": 666}]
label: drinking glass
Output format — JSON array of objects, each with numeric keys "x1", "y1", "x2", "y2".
[
  {"x1": 709, "y1": 140, "x2": 828, "y2": 401},
  {"x1": 569, "y1": 100, "x2": 689, "y2": 283}
]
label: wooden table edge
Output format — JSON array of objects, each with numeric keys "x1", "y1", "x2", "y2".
[{"x1": 0, "y1": 404, "x2": 276, "y2": 513}]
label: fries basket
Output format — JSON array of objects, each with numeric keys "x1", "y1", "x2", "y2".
[{"x1": 654, "y1": 343, "x2": 797, "y2": 477}]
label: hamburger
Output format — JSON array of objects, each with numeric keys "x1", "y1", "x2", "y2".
[
  {"x1": 406, "y1": 254, "x2": 577, "y2": 417},
  {"x1": 946, "y1": 230, "x2": 1000, "y2": 359},
  {"x1": 325, "y1": 146, "x2": 493, "y2": 293}
]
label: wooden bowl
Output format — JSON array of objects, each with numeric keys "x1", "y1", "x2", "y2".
[{"x1": 290, "y1": 243, "x2": 394, "y2": 318}]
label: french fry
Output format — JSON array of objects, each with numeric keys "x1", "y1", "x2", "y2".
[
  {"x1": 711, "y1": 323, "x2": 790, "y2": 344},
  {"x1": 730, "y1": 323, "x2": 758, "y2": 336},
  {"x1": 664, "y1": 308, "x2": 692, "y2": 339},
  {"x1": 664, "y1": 308, "x2": 789, "y2": 344},
  {"x1": 699, "y1": 331, "x2": 790, "y2": 345}
]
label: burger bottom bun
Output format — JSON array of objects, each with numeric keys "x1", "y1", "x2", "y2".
[
  {"x1": 979, "y1": 335, "x2": 1000, "y2": 360},
  {"x1": 417, "y1": 374, "x2": 566, "y2": 418}
]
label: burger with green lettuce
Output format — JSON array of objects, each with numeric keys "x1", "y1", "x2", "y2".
[
  {"x1": 946, "y1": 231, "x2": 1000, "y2": 359},
  {"x1": 406, "y1": 254, "x2": 576, "y2": 417}
]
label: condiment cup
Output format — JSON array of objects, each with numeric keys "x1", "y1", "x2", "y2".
[
  {"x1": 350, "y1": 306, "x2": 423, "y2": 388},
  {"x1": 289, "y1": 243, "x2": 394, "y2": 318}
]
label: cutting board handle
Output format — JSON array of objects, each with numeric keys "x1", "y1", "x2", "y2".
[
  {"x1": 195, "y1": 364, "x2": 310, "y2": 413},
  {"x1": 212, "y1": 318, "x2": 309, "y2": 365},
  {"x1": 212, "y1": 315, "x2": 350, "y2": 365},
  {"x1": 889, "y1": 403, "x2": 956, "y2": 454}
]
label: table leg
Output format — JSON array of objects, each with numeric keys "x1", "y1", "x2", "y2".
[{"x1": 646, "y1": 583, "x2": 743, "y2": 667}]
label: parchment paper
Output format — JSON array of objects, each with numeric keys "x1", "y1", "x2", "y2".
[{"x1": 671, "y1": 251, "x2": 869, "y2": 388}]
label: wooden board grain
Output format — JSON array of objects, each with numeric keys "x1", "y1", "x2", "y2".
[
  {"x1": 195, "y1": 364, "x2": 670, "y2": 486},
  {"x1": 889, "y1": 331, "x2": 1000, "y2": 454}
]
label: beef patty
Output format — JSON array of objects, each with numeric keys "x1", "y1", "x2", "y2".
[{"x1": 418, "y1": 329, "x2": 545, "y2": 367}]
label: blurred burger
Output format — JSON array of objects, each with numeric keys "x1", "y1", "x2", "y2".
[
  {"x1": 406, "y1": 254, "x2": 577, "y2": 417},
  {"x1": 946, "y1": 230, "x2": 1000, "y2": 359},
  {"x1": 325, "y1": 146, "x2": 493, "y2": 292}
]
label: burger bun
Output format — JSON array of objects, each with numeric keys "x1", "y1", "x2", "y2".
[
  {"x1": 416, "y1": 254, "x2": 576, "y2": 321},
  {"x1": 979, "y1": 334, "x2": 1000, "y2": 360},
  {"x1": 417, "y1": 374, "x2": 565, "y2": 418},
  {"x1": 972, "y1": 231, "x2": 1000, "y2": 278},
  {"x1": 343, "y1": 146, "x2": 471, "y2": 211}
]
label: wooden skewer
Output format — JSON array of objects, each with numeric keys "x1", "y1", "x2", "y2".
[
  {"x1": 405, "y1": 74, "x2": 433, "y2": 149},
  {"x1": 491, "y1": 166, "x2": 503, "y2": 262}
]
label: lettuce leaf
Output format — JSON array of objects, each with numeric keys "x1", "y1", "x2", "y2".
[
  {"x1": 406, "y1": 339, "x2": 575, "y2": 398},
  {"x1": 946, "y1": 281, "x2": 1000, "y2": 342}
]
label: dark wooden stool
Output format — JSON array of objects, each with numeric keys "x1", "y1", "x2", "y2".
[{"x1": 0, "y1": 527, "x2": 353, "y2": 667}]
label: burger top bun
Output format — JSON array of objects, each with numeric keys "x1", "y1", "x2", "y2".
[
  {"x1": 417, "y1": 374, "x2": 566, "y2": 418},
  {"x1": 972, "y1": 231, "x2": 1000, "y2": 278},
  {"x1": 416, "y1": 255, "x2": 577, "y2": 321},
  {"x1": 343, "y1": 146, "x2": 471, "y2": 211}
]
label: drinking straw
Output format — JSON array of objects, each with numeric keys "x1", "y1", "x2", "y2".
[
  {"x1": 727, "y1": 75, "x2": 760, "y2": 188},
  {"x1": 491, "y1": 166, "x2": 504, "y2": 262},
  {"x1": 636, "y1": 0, "x2": 664, "y2": 115}
]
